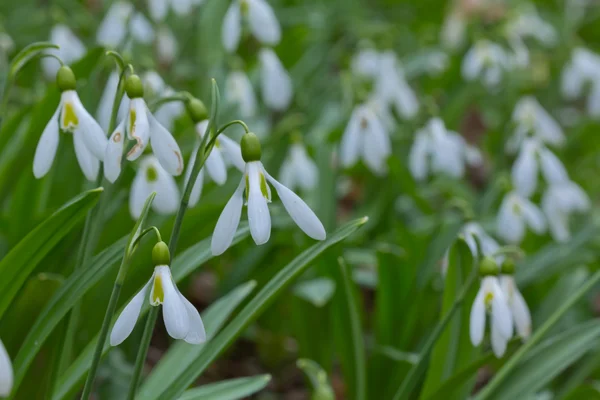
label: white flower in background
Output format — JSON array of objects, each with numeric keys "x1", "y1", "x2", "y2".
[
  {"x1": 259, "y1": 48, "x2": 293, "y2": 111},
  {"x1": 507, "y1": 35, "x2": 530, "y2": 69},
  {"x1": 141, "y1": 71, "x2": 184, "y2": 131},
  {"x1": 104, "y1": 75, "x2": 184, "y2": 183},
  {"x1": 225, "y1": 70, "x2": 257, "y2": 118},
  {"x1": 129, "y1": 13, "x2": 155, "y2": 44},
  {"x1": 0, "y1": 32, "x2": 14, "y2": 56},
  {"x1": 129, "y1": 156, "x2": 180, "y2": 219},
  {"x1": 279, "y1": 142, "x2": 318, "y2": 191},
  {"x1": 561, "y1": 48, "x2": 600, "y2": 118},
  {"x1": 374, "y1": 51, "x2": 419, "y2": 119},
  {"x1": 507, "y1": 96, "x2": 565, "y2": 152},
  {"x1": 409, "y1": 118, "x2": 472, "y2": 181},
  {"x1": 461, "y1": 222, "x2": 501, "y2": 259},
  {"x1": 470, "y1": 274, "x2": 513, "y2": 357},
  {"x1": 187, "y1": 120, "x2": 245, "y2": 207},
  {"x1": 505, "y1": 5, "x2": 557, "y2": 47},
  {"x1": 96, "y1": 71, "x2": 121, "y2": 132},
  {"x1": 542, "y1": 181, "x2": 590, "y2": 242},
  {"x1": 111, "y1": 243, "x2": 205, "y2": 346},
  {"x1": 156, "y1": 26, "x2": 178, "y2": 65},
  {"x1": 500, "y1": 275, "x2": 531, "y2": 339},
  {"x1": 96, "y1": 2, "x2": 154, "y2": 48},
  {"x1": 511, "y1": 138, "x2": 569, "y2": 198},
  {"x1": 34, "y1": 67, "x2": 107, "y2": 181},
  {"x1": 461, "y1": 40, "x2": 510, "y2": 88},
  {"x1": 42, "y1": 25, "x2": 86, "y2": 79},
  {"x1": 420, "y1": 49, "x2": 450, "y2": 76},
  {"x1": 351, "y1": 48, "x2": 381, "y2": 77},
  {"x1": 441, "y1": 10, "x2": 466, "y2": 50},
  {"x1": 222, "y1": 0, "x2": 281, "y2": 53},
  {"x1": 148, "y1": 0, "x2": 193, "y2": 21},
  {"x1": 340, "y1": 102, "x2": 391, "y2": 176},
  {"x1": 211, "y1": 132, "x2": 326, "y2": 255},
  {"x1": 497, "y1": 191, "x2": 546, "y2": 244},
  {"x1": 0, "y1": 339, "x2": 13, "y2": 397}
]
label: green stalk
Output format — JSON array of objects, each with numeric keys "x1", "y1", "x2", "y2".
[{"x1": 127, "y1": 307, "x2": 160, "y2": 400}]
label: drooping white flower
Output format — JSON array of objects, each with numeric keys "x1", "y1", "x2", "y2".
[
  {"x1": 110, "y1": 264, "x2": 205, "y2": 346},
  {"x1": 0, "y1": 339, "x2": 13, "y2": 397},
  {"x1": 511, "y1": 138, "x2": 569, "y2": 198},
  {"x1": 561, "y1": 48, "x2": 600, "y2": 118},
  {"x1": 374, "y1": 51, "x2": 419, "y2": 119},
  {"x1": 222, "y1": 0, "x2": 281, "y2": 53},
  {"x1": 461, "y1": 40, "x2": 510, "y2": 88},
  {"x1": 441, "y1": 11, "x2": 466, "y2": 50},
  {"x1": 279, "y1": 142, "x2": 318, "y2": 191},
  {"x1": 409, "y1": 118, "x2": 470, "y2": 181},
  {"x1": 97, "y1": 2, "x2": 134, "y2": 48},
  {"x1": 129, "y1": 156, "x2": 180, "y2": 219},
  {"x1": 186, "y1": 120, "x2": 245, "y2": 207},
  {"x1": 148, "y1": 0, "x2": 193, "y2": 21},
  {"x1": 225, "y1": 70, "x2": 257, "y2": 118},
  {"x1": 156, "y1": 26, "x2": 178, "y2": 66},
  {"x1": 507, "y1": 96, "x2": 565, "y2": 152},
  {"x1": 496, "y1": 191, "x2": 546, "y2": 244},
  {"x1": 42, "y1": 25, "x2": 86, "y2": 79},
  {"x1": 500, "y1": 275, "x2": 531, "y2": 340},
  {"x1": 542, "y1": 180, "x2": 590, "y2": 242},
  {"x1": 211, "y1": 133, "x2": 325, "y2": 255},
  {"x1": 34, "y1": 76, "x2": 108, "y2": 181},
  {"x1": 351, "y1": 48, "x2": 381, "y2": 77},
  {"x1": 340, "y1": 103, "x2": 391, "y2": 176},
  {"x1": 259, "y1": 48, "x2": 293, "y2": 111},
  {"x1": 505, "y1": 5, "x2": 557, "y2": 47},
  {"x1": 442, "y1": 222, "x2": 501, "y2": 276},
  {"x1": 470, "y1": 275, "x2": 513, "y2": 357}
]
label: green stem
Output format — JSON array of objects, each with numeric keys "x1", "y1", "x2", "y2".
[
  {"x1": 391, "y1": 269, "x2": 478, "y2": 400},
  {"x1": 473, "y1": 269, "x2": 600, "y2": 400},
  {"x1": 216, "y1": 119, "x2": 250, "y2": 135},
  {"x1": 127, "y1": 306, "x2": 160, "y2": 400}
]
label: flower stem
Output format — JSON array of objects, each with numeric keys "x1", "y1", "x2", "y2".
[
  {"x1": 127, "y1": 306, "x2": 159, "y2": 400},
  {"x1": 217, "y1": 119, "x2": 250, "y2": 135}
]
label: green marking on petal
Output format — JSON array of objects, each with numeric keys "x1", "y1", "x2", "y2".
[
  {"x1": 484, "y1": 291, "x2": 494, "y2": 309},
  {"x1": 62, "y1": 102, "x2": 79, "y2": 130},
  {"x1": 129, "y1": 108, "x2": 137, "y2": 135},
  {"x1": 260, "y1": 173, "x2": 270, "y2": 200},
  {"x1": 152, "y1": 274, "x2": 165, "y2": 305},
  {"x1": 146, "y1": 166, "x2": 158, "y2": 182},
  {"x1": 245, "y1": 174, "x2": 250, "y2": 202}
]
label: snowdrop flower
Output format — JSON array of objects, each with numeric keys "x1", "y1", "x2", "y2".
[
  {"x1": 156, "y1": 26, "x2": 178, "y2": 66},
  {"x1": 97, "y1": 1, "x2": 155, "y2": 47},
  {"x1": 542, "y1": 181, "x2": 590, "y2": 242},
  {"x1": 374, "y1": 51, "x2": 419, "y2": 119},
  {"x1": 104, "y1": 74, "x2": 184, "y2": 183},
  {"x1": 225, "y1": 70, "x2": 257, "y2": 118},
  {"x1": 561, "y1": 48, "x2": 600, "y2": 118},
  {"x1": 508, "y1": 96, "x2": 565, "y2": 152},
  {"x1": 409, "y1": 118, "x2": 469, "y2": 181},
  {"x1": 0, "y1": 339, "x2": 12, "y2": 397},
  {"x1": 462, "y1": 40, "x2": 510, "y2": 88},
  {"x1": 43, "y1": 25, "x2": 86, "y2": 79},
  {"x1": 340, "y1": 102, "x2": 391, "y2": 175},
  {"x1": 497, "y1": 191, "x2": 546, "y2": 244},
  {"x1": 259, "y1": 48, "x2": 293, "y2": 111},
  {"x1": 506, "y1": 5, "x2": 557, "y2": 47},
  {"x1": 111, "y1": 242, "x2": 205, "y2": 346},
  {"x1": 511, "y1": 138, "x2": 569, "y2": 198},
  {"x1": 442, "y1": 222, "x2": 500, "y2": 276},
  {"x1": 470, "y1": 257, "x2": 513, "y2": 357},
  {"x1": 129, "y1": 156, "x2": 179, "y2": 219},
  {"x1": 499, "y1": 261, "x2": 531, "y2": 340},
  {"x1": 279, "y1": 140, "x2": 318, "y2": 191},
  {"x1": 34, "y1": 66, "x2": 107, "y2": 181},
  {"x1": 441, "y1": 10, "x2": 466, "y2": 50},
  {"x1": 148, "y1": 0, "x2": 193, "y2": 20},
  {"x1": 222, "y1": 0, "x2": 281, "y2": 53},
  {"x1": 351, "y1": 48, "x2": 381, "y2": 78},
  {"x1": 211, "y1": 132, "x2": 326, "y2": 255}
]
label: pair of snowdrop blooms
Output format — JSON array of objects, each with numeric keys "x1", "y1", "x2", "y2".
[{"x1": 110, "y1": 241, "x2": 206, "y2": 346}]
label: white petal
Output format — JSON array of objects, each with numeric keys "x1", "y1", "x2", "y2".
[
  {"x1": 469, "y1": 288, "x2": 486, "y2": 346},
  {"x1": 205, "y1": 146, "x2": 227, "y2": 185},
  {"x1": 217, "y1": 134, "x2": 245, "y2": 172},
  {"x1": 151, "y1": 163, "x2": 181, "y2": 215},
  {"x1": 158, "y1": 267, "x2": 189, "y2": 340},
  {"x1": 110, "y1": 280, "x2": 151, "y2": 346},
  {"x1": 148, "y1": 0, "x2": 168, "y2": 21},
  {"x1": 96, "y1": 71, "x2": 120, "y2": 132},
  {"x1": 539, "y1": 148, "x2": 569, "y2": 185},
  {"x1": 247, "y1": 163, "x2": 271, "y2": 245},
  {"x1": 497, "y1": 195, "x2": 525, "y2": 244},
  {"x1": 587, "y1": 83, "x2": 600, "y2": 118},
  {"x1": 148, "y1": 112, "x2": 184, "y2": 176},
  {"x1": 211, "y1": 179, "x2": 245, "y2": 255},
  {"x1": 248, "y1": 0, "x2": 281, "y2": 45},
  {"x1": 156, "y1": 27, "x2": 178, "y2": 65},
  {"x1": 129, "y1": 13, "x2": 155, "y2": 44},
  {"x1": 521, "y1": 199, "x2": 547, "y2": 234},
  {"x1": 222, "y1": 2, "x2": 241, "y2": 53},
  {"x1": 512, "y1": 142, "x2": 538, "y2": 198},
  {"x1": 461, "y1": 47, "x2": 482, "y2": 81},
  {"x1": 279, "y1": 159, "x2": 296, "y2": 190},
  {"x1": 340, "y1": 107, "x2": 363, "y2": 168},
  {"x1": 104, "y1": 120, "x2": 126, "y2": 183},
  {"x1": 189, "y1": 167, "x2": 204, "y2": 208},
  {"x1": 535, "y1": 106, "x2": 565, "y2": 147},
  {"x1": 391, "y1": 81, "x2": 419, "y2": 119},
  {"x1": 259, "y1": 48, "x2": 293, "y2": 111},
  {"x1": 172, "y1": 0, "x2": 193, "y2": 15},
  {"x1": 96, "y1": 2, "x2": 132, "y2": 48},
  {"x1": 0, "y1": 340, "x2": 12, "y2": 397},
  {"x1": 73, "y1": 130, "x2": 100, "y2": 181},
  {"x1": 226, "y1": 71, "x2": 257, "y2": 118},
  {"x1": 126, "y1": 99, "x2": 150, "y2": 161},
  {"x1": 33, "y1": 108, "x2": 60, "y2": 179},
  {"x1": 265, "y1": 172, "x2": 326, "y2": 240},
  {"x1": 72, "y1": 95, "x2": 107, "y2": 161},
  {"x1": 129, "y1": 169, "x2": 151, "y2": 219},
  {"x1": 409, "y1": 131, "x2": 430, "y2": 181},
  {"x1": 491, "y1": 321, "x2": 508, "y2": 358},
  {"x1": 510, "y1": 287, "x2": 531, "y2": 339},
  {"x1": 491, "y1": 281, "x2": 514, "y2": 339},
  {"x1": 362, "y1": 112, "x2": 391, "y2": 175},
  {"x1": 178, "y1": 293, "x2": 207, "y2": 344}
]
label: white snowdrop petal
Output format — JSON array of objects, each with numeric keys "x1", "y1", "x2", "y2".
[
  {"x1": 148, "y1": 112, "x2": 184, "y2": 176},
  {"x1": 156, "y1": 27, "x2": 178, "y2": 65},
  {"x1": 511, "y1": 287, "x2": 532, "y2": 339},
  {"x1": 211, "y1": 179, "x2": 245, "y2": 255},
  {"x1": 217, "y1": 134, "x2": 245, "y2": 172},
  {"x1": 172, "y1": 0, "x2": 193, "y2": 15},
  {"x1": 159, "y1": 268, "x2": 189, "y2": 339},
  {"x1": 259, "y1": 49, "x2": 293, "y2": 111},
  {"x1": 73, "y1": 131, "x2": 100, "y2": 181},
  {"x1": 469, "y1": 289, "x2": 486, "y2": 346},
  {"x1": 497, "y1": 195, "x2": 525, "y2": 244},
  {"x1": 104, "y1": 120, "x2": 126, "y2": 183},
  {"x1": 189, "y1": 167, "x2": 204, "y2": 208},
  {"x1": 179, "y1": 293, "x2": 207, "y2": 344},
  {"x1": 340, "y1": 108, "x2": 362, "y2": 168},
  {"x1": 539, "y1": 148, "x2": 569, "y2": 185},
  {"x1": 74, "y1": 96, "x2": 108, "y2": 161},
  {"x1": 222, "y1": 2, "x2": 241, "y2": 52},
  {"x1": 392, "y1": 81, "x2": 419, "y2": 119},
  {"x1": 96, "y1": 2, "x2": 131, "y2": 48},
  {"x1": 491, "y1": 282, "x2": 513, "y2": 339},
  {"x1": 247, "y1": 163, "x2": 271, "y2": 245},
  {"x1": 110, "y1": 281, "x2": 150, "y2": 346},
  {"x1": 129, "y1": 13, "x2": 155, "y2": 44},
  {"x1": 205, "y1": 146, "x2": 227, "y2": 185},
  {"x1": 226, "y1": 72, "x2": 257, "y2": 118},
  {"x1": 129, "y1": 169, "x2": 150, "y2": 219},
  {"x1": 511, "y1": 143, "x2": 538, "y2": 198},
  {"x1": 148, "y1": 0, "x2": 168, "y2": 21},
  {"x1": 96, "y1": 71, "x2": 120, "y2": 132},
  {"x1": 126, "y1": 99, "x2": 150, "y2": 161},
  {"x1": 409, "y1": 132, "x2": 429, "y2": 181},
  {"x1": 491, "y1": 321, "x2": 508, "y2": 358},
  {"x1": 266, "y1": 173, "x2": 326, "y2": 240},
  {"x1": 521, "y1": 199, "x2": 547, "y2": 234},
  {"x1": 461, "y1": 47, "x2": 482, "y2": 81},
  {"x1": 152, "y1": 165, "x2": 180, "y2": 215},
  {"x1": 0, "y1": 339, "x2": 13, "y2": 397},
  {"x1": 33, "y1": 108, "x2": 60, "y2": 179},
  {"x1": 587, "y1": 83, "x2": 600, "y2": 118},
  {"x1": 279, "y1": 159, "x2": 295, "y2": 190},
  {"x1": 248, "y1": 0, "x2": 281, "y2": 45}
]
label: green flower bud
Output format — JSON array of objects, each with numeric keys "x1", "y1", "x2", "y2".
[
  {"x1": 241, "y1": 132, "x2": 262, "y2": 162},
  {"x1": 56, "y1": 66, "x2": 76, "y2": 92},
  {"x1": 152, "y1": 241, "x2": 170, "y2": 266},
  {"x1": 186, "y1": 98, "x2": 208, "y2": 123},
  {"x1": 501, "y1": 258, "x2": 516, "y2": 275},
  {"x1": 125, "y1": 74, "x2": 144, "y2": 99},
  {"x1": 479, "y1": 256, "x2": 499, "y2": 277}
]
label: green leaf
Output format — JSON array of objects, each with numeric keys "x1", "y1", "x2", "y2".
[
  {"x1": 52, "y1": 225, "x2": 252, "y2": 400},
  {"x1": 0, "y1": 188, "x2": 101, "y2": 321},
  {"x1": 297, "y1": 359, "x2": 335, "y2": 400},
  {"x1": 8, "y1": 42, "x2": 59, "y2": 80},
  {"x1": 150, "y1": 217, "x2": 367, "y2": 400},
  {"x1": 137, "y1": 281, "x2": 257, "y2": 398},
  {"x1": 293, "y1": 277, "x2": 336, "y2": 307},
  {"x1": 178, "y1": 375, "x2": 271, "y2": 400}
]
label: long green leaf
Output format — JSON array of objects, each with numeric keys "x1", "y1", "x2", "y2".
[
  {"x1": 8, "y1": 42, "x2": 59, "y2": 80},
  {"x1": 0, "y1": 188, "x2": 102, "y2": 320},
  {"x1": 151, "y1": 217, "x2": 368, "y2": 400},
  {"x1": 178, "y1": 375, "x2": 271, "y2": 400}
]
